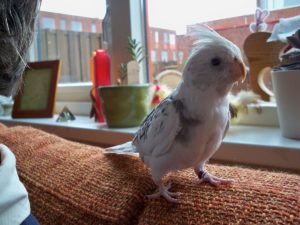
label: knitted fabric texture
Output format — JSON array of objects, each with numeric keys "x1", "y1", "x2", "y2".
[{"x1": 0, "y1": 125, "x2": 299, "y2": 225}]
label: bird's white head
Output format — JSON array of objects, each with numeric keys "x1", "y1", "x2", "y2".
[{"x1": 182, "y1": 27, "x2": 246, "y2": 96}]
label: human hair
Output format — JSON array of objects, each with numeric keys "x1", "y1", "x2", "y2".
[{"x1": 0, "y1": 0, "x2": 40, "y2": 96}]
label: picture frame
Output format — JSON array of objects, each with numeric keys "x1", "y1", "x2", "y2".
[{"x1": 12, "y1": 60, "x2": 61, "y2": 118}]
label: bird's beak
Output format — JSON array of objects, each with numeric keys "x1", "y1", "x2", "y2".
[{"x1": 233, "y1": 58, "x2": 247, "y2": 83}]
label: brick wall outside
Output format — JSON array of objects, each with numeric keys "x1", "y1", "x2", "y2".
[
  {"x1": 188, "y1": 6, "x2": 300, "y2": 51},
  {"x1": 39, "y1": 11, "x2": 102, "y2": 33},
  {"x1": 39, "y1": 6, "x2": 300, "y2": 84}
]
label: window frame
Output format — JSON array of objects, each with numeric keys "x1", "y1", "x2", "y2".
[
  {"x1": 52, "y1": 0, "x2": 298, "y2": 126},
  {"x1": 91, "y1": 23, "x2": 97, "y2": 33},
  {"x1": 154, "y1": 31, "x2": 159, "y2": 43},
  {"x1": 172, "y1": 50, "x2": 177, "y2": 61},
  {"x1": 151, "y1": 50, "x2": 156, "y2": 62},
  {"x1": 54, "y1": 0, "x2": 149, "y2": 115},
  {"x1": 161, "y1": 50, "x2": 168, "y2": 62},
  {"x1": 169, "y1": 33, "x2": 176, "y2": 46},
  {"x1": 163, "y1": 32, "x2": 169, "y2": 44}
]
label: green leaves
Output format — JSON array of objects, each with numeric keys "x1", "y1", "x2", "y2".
[
  {"x1": 127, "y1": 37, "x2": 145, "y2": 63},
  {"x1": 118, "y1": 37, "x2": 145, "y2": 84},
  {"x1": 119, "y1": 63, "x2": 127, "y2": 82}
]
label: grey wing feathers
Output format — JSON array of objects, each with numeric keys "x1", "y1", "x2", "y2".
[{"x1": 133, "y1": 97, "x2": 182, "y2": 157}]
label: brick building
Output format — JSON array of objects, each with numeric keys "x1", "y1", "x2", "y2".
[
  {"x1": 188, "y1": 6, "x2": 300, "y2": 50},
  {"x1": 148, "y1": 27, "x2": 179, "y2": 77},
  {"x1": 38, "y1": 6, "x2": 300, "y2": 80},
  {"x1": 39, "y1": 11, "x2": 102, "y2": 33},
  {"x1": 186, "y1": 6, "x2": 300, "y2": 93},
  {"x1": 149, "y1": 27, "x2": 177, "y2": 63},
  {"x1": 176, "y1": 35, "x2": 194, "y2": 69}
]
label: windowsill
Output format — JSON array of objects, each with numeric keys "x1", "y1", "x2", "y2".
[{"x1": 0, "y1": 115, "x2": 299, "y2": 171}]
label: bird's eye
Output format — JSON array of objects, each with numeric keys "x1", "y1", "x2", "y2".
[{"x1": 211, "y1": 57, "x2": 221, "y2": 66}]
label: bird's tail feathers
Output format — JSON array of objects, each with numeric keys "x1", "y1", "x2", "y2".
[{"x1": 105, "y1": 141, "x2": 137, "y2": 154}]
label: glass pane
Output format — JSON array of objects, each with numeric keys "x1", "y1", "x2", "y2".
[
  {"x1": 260, "y1": 0, "x2": 300, "y2": 10},
  {"x1": 60, "y1": 20, "x2": 66, "y2": 30},
  {"x1": 71, "y1": 21, "x2": 83, "y2": 32},
  {"x1": 148, "y1": 0, "x2": 300, "y2": 93},
  {"x1": 42, "y1": 17, "x2": 55, "y2": 29},
  {"x1": 31, "y1": 0, "x2": 106, "y2": 83}
]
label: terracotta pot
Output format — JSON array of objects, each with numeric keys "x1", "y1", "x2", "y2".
[
  {"x1": 271, "y1": 70, "x2": 300, "y2": 139},
  {"x1": 98, "y1": 84, "x2": 151, "y2": 128}
]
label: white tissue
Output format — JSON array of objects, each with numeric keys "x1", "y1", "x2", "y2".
[{"x1": 268, "y1": 15, "x2": 300, "y2": 42}]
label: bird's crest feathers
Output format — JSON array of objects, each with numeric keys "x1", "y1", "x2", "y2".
[
  {"x1": 187, "y1": 25, "x2": 243, "y2": 69},
  {"x1": 189, "y1": 25, "x2": 226, "y2": 46},
  {"x1": 189, "y1": 25, "x2": 221, "y2": 39}
]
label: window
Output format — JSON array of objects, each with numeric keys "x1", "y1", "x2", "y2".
[
  {"x1": 163, "y1": 32, "x2": 169, "y2": 44},
  {"x1": 91, "y1": 23, "x2": 97, "y2": 33},
  {"x1": 155, "y1": 31, "x2": 159, "y2": 43},
  {"x1": 71, "y1": 21, "x2": 82, "y2": 32},
  {"x1": 173, "y1": 51, "x2": 177, "y2": 61},
  {"x1": 151, "y1": 50, "x2": 157, "y2": 62},
  {"x1": 169, "y1": 33, "x2": 176, "y2": 49},
  {"x1": 42, "y1": 17, "x2": 55, "y2": 29},
  {"x1": 161, "y1": 51, "x2": 168, "y2": 62},
  {"x1": 36, "y1": 0, "x2": 147, "y2": 116},
  {"x1": 178, "y1": 51, "x2": 184, "y2": 64},
  {"x1": 259, "y1": 0, "x2": 300, "y2": 9},
  {"x1": 148, "y1": 0, "x2": 300, "y2": 94},
  {"x1": 60, "y1": 19, "x2": 66, "y2": 30},
  {"x1": 35, "y1": 0, "x2": 300, "y2": 121},
  {"x1": 35, "y1": 0, "x2": 106, "y2": 85}
]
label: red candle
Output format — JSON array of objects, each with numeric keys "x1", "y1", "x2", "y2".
[
  {"x1": 95, "y1": 49, "x2": 111, "y2": 86},
  {"x1": 93, "y1": 49, "x2": 111, "y2": 122}
]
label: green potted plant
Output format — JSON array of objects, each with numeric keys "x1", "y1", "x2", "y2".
[
  {"x1": 271, "y1": 29, "x2": 300, "y2": 139},
  {"x1": 98, "y1": 37, "x2": 152, "y2": 128}
]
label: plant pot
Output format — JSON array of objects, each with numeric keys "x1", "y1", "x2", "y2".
[
  {"x1": 98, "y1": 84, "x2": 151, "y2": 128},
  {"x1": 271, "y1": 70, "x2": 300, "y2": 139}
]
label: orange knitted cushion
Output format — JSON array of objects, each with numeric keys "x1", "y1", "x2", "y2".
[
  {"x1": 0, "y1": 126, "x2": 154, "y2": 224},
  {"x1": 0, "y1": 122, "x2": 6, "y2": 130},
  {"x1": 138, "y1": 166, "x2": 300, "y2": 224},
  {"x1": 0, "y1": 125, "x2": 299, "y2": 224}
]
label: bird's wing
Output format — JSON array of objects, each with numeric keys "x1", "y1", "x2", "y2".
[{"x1": 133, "y1": 97, "x2": 182, "y2": 158}]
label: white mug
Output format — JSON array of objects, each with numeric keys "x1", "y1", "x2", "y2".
[{"x1": 271, "y1": 69, "x2": 300, "y2": 139}]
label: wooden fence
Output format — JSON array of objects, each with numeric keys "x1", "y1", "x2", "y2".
[{"x1": 31, "y1": 29, "x2": 102, "y2": 83}]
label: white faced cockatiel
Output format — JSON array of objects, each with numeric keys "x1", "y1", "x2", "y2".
[{"x1": 106, "y1": 28, "x2": 246, "y2": 203}]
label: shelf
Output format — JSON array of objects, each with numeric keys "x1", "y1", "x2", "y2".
[{"x1": 0, "y1": 115, "x2": 299, "y2": 171}]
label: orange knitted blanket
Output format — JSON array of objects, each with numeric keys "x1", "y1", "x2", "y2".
[{"x1": 0, "y1": 124, "x2": 299, "y2": 224}]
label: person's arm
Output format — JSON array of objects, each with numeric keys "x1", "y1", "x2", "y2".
[{"x1": 0, "y1": 144, "x2": 31, "y2": 225}]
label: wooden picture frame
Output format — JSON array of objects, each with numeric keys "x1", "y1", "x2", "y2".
[{"x1": 12, "y1": 60, "x2": 61, "y2": 118}]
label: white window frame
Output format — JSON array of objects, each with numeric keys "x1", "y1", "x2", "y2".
[
  {"x1": 55, "y1": 0, "x2": 280, "y2": 129},
  {"x1": 56, "y1": 0, "x2": 148, "y2": 115},
  {"x1": 56, "y1": 82, "x2": 92, "y2": 115}
]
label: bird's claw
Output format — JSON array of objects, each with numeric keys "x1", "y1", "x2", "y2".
[
  {"x1": 147, "y1": 183, "x2": 180, "y2": 203},
  {"x1": 197, "y1": 170, "x2": 234, "y2": 186}
]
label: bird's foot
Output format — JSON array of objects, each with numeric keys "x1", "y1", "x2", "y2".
[
  {"x1": 196, "y1": 170, "x2": 234, "y2": 186},
  {"x1": 147, "y1": 182, "x2": 179, "y2": 203}
]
